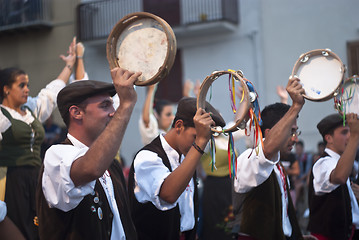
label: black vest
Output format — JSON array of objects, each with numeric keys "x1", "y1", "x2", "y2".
[
  {"x1": 36, "y1": 138, "x2": 137, "y2": 240},
  {"x1": 128, "y1": 136, "x2": 198, "y2": 240},
  {"x1": 233, "y1": 168, "x2": 303, "y2": 240},
  {"x1": 308, "y1": 160, "x2": 353, "y2": 240}
]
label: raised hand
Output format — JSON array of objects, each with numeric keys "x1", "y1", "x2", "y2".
[
  {"x1": 60, "y1": 37, "x2": 76, "y2": 68},
  {"x1": 193, "y1": 108, "x2": 215, "y2": 143},
  {"x1": 276, "y1": 85, "x2": 288, "y2": 104},
  {"x1": 286, "y1": 76, "x2": 305, "y2": 107},
  {"x1": 110, "y1": 67, "x2": 141, "y2": 107}
]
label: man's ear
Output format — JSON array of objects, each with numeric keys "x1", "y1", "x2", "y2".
[
  {"x1": 174, "y1": 119, "x2": 184, "y2": 134},
  {"x1": 69, "y1": 105, "x2": 83, "y2": 120},
  {"x1": 153, "y1": 110, "x2": 160, "y2": 120},
  {"x1": 325, "y1": 134, "x2": 332, "y2": 144},
  {"x1": 264, "y1": 128, "x2": 270, "y2": 138},
  {"x1": 3, "y1": 85, "x2": 10, "y2": 95}
]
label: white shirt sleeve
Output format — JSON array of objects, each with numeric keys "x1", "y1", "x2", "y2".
[
  {"x1": 68, "y1": 72, "x2": 89, "y2": 84},
  {"x1": 0, "y1": 200, "x2": 6, "y2": 222},
  {"x1": 25, "y1": 79, "x2": 66, "y2": 123},
  {"x1": 133, "y1": 150, "x2": 176, "y2": 210},
  {"x1": 42, "y1": 145, "x2": 96, "y2": 212},
  {"x1": 138, "y1": 113, "x2": 159, "y2": 145},
  {"x1": 312, "y1": 156, "x2": 339, "y2": 195},
  {"x1": 234, "y1": 141, "x2": 279, "y2": 193}
]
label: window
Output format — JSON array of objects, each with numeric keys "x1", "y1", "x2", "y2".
[{"x1": 347, "y1": 40, "x2": 359, "y2": 76}]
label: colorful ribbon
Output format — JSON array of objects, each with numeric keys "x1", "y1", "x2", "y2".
[
  {"x1": 209, "y1": 135, "x2": 216, "y2": 171},
  {"x1": 227, "y1": 132, "x2": 237, "y2": 178}
]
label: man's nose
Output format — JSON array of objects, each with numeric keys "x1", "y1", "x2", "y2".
[
  {"x1": 291, "y1": 135, "x2": 299, "y2": 143},
  {"x1": 108, "y1": 107, "x2": 115, "y2": 117}
]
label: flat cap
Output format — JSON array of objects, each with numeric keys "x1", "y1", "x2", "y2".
[
  {"x1": 57, "y1": 80, "x2": 116, "y2": 122},
  {"x1": 317, "y1": 113, "x2": 344, "y2": 138},
  {"x1": 175, "y1": 97, "x2": 225, "y2": 128}
]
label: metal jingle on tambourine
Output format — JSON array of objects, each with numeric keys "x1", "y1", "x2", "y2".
[
  {"x1": 212, "y1": 126, "x2": 223, "y2": 136},
  {"x1": 301, "y1": 54, "x2": 309, "y2": 63},
  {"x1": 249, "y1": 92, "x2": 257, "y2": 103}
]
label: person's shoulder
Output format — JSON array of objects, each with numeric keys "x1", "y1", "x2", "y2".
[{"x1": 43, "y1": 144, "x2": 79, "y2": 163}]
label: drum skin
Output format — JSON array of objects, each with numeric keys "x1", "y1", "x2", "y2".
[
  {"x1": 291, "y1": 49, "x2": 345, "y2": 102},
  {"x1": 106, "y1": 12, "x2": 177, "y2": 86}
]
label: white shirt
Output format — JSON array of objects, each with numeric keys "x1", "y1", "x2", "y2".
[
  {"x1": 133, "y1": 134, "x2": 195, "y2": 232},
  {"x1": 42, "y1": 133, "x2": 126, "y2": 240},
  {"x1": 313, "y1": 148, "x2": 359, "y2": 228},
  {"x1": 0, "y1": 79, "x2": 66, "y2": 141},
  {"x1": 234, "y1": 141, "x2": 293, "y2": 237}
]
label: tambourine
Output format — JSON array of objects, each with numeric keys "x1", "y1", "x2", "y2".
[
  {"x1": 197, "y1": 70, "x2": 251, "y2": 134},
  {"x1": 106, "y1": 12, "x2": 177, "y2": 86},
  {"x1": 334, "y1": 75, "x2": 359, "y2": 115},
  {"x1": 291, "y1": 49, "x2": 345, "y2": 101}
]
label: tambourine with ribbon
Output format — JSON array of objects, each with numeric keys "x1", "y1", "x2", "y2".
[
  {"x1": 334, "y1": 75, "x2": 359, "y2": 121},
  {"x1": 106, "y1": 12, "x2": 177, "y2": 86},
  {"x1": 197, "y1": 70, "x2": 263, "y2": 178},
  {"x1": 291, "y1": 48, "x2": 345, "y2": 101}
]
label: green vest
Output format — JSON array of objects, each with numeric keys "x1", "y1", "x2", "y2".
[{"x1": 0, "y1": 107, "x2": 45, "y2": 167}]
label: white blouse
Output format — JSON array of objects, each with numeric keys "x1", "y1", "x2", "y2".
[{"x1": 0, "y1": 72, "x2": 89, "y2": 141}]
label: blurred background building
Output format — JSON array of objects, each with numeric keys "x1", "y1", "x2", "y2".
[{"x1": 0, "y1": 0, "x2": 359, "y2": 165}]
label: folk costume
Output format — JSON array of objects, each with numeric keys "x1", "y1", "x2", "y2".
[
  {"x1": 308, "y1": 148, "x2": 359, "y2": 240},
  {"x1": 37, "y1": 134, "x2": 137, "y2": 240},
  {"x1": 0, "y1": 78, "x2": 66, "y2": 240},
  {"x1": 308, "y1": 113, "x2": 359, "y2": 240},
  {"x1": 233, "y1": 141, "x2": 303, "y2": 240},
  {"x1": 128, "y1": 135, "x2": 198, "y2": 240}
]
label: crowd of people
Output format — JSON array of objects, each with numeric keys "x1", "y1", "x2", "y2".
[{"x1": 1, "y1": 36, "x2": 359, "y2": 240}]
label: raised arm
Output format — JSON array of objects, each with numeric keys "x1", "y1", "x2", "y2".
[
  {"x1": 159, "y1": 108, "x2": 214, "y2": 203},
  {"x1": 330, "y1": 113, "x2": 359, "y2": 184},
  {"x1": 70, "y1": 68, "x2": 141, "y2": 186},
  {"x1": 263, "y1": 77, "x2": 305, "y2": 160},
  {"x1": 75, "y1": 42, "x2": 85, "y2": 80},
  {"x1": 142, "y1": 84, "x2": 156, "y2": 128},
  {"x1": 56, "y1": 37, "x2": 77, "y2": 83}
]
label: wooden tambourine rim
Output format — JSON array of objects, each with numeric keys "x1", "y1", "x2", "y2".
[
  {"x1": 291, "y1": 49, "x2": 345, "y2": 102},
  {"x1": 334, "y1": 75, "x2": 359, "y2": 116},
  {"x1": 106, "y1": 12, "x2": 177, "y2": 86},
  {"x1": 197, "y1": 70, "x2": 251, "y2": 133}
]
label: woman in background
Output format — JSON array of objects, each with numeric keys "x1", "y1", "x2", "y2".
[{"x1": 0, "y1": 37, "x2": 83, "y2": 239}]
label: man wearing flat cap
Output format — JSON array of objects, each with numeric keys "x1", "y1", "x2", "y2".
[
  {"x1": 36, "y1": 68, "x2": 140, "y2": 240},
  {"x1": 233, "y1": 77, "x2": 316, "y2": 240},
  {"x1": 308, "y1": 113, "x2": 359, "y2": 240},
  {"x1": 128, "y1": 97, "x2": 224, "y2": 240}
]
